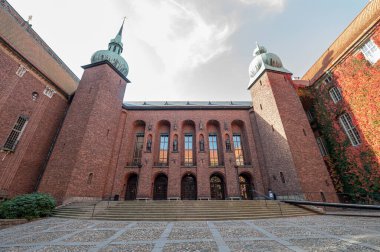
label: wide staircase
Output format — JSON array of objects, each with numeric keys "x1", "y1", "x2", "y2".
[{"x1": 53, "y1": 200, "x2": 321, "y2": 221}]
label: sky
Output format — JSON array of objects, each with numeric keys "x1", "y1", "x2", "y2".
[{"x1": 8, "y1": 0, "x2": 368, "y2": 102}]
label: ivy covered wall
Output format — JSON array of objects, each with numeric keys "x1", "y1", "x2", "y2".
[{"x1": 297, "y1": 27, "x2": 380, "y2": 195}]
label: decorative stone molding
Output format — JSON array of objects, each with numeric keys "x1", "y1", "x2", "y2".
[
  {"x1": 15, "y1": 64, "x2": 27, "y2": 77},
  {"x1": 43, "y1": 86, "x2": 56, "y2": 98}
]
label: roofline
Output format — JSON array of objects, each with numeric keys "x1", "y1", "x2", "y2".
[
  {"x1": 302, "y1": 0, "x2": 380, "y2": 83},
  {"x1": 82, "y1": 60, "x2": 131, "y2": 83},
  {"x1": 122, "y1": 105, "x2": 252, "y2": 110},
  {"x1": 0, "y1": 37, "x2": 69, "y2": 99},
  {"x1": 1, "y1": 0, "x2": 79, "y2": 83},
  {"x1": 248, "y1": 68, "x2": 292, "y2": 90}
]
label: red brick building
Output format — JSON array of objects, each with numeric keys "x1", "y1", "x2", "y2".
[
  {"x1": 298, "y1": 0, "x2": 380, "y2": 196},
  {"x1": 1, "y1": 0, "x2": 378, "y2": 204},
  {"x1": 0, "y1": 0, "x2": 78, "y2": 199}
]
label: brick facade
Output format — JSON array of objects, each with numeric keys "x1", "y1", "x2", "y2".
[
  {"x1": 3, "y1": 0, "x2": 378, "y2": 204},
  {"x1": 0, "y1": 42, "x2": 69, "y2": 198},
  {"x1": 38, "y1": 63, "x2": 127, "y2": 203}
]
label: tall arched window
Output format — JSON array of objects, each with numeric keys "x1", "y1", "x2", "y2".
[
  {"x1": 233, "y1": 134, "x2": 244, "y2": 166},
  {"x1": 208, "y1": 134, "x2": 219, "y2": 166}
]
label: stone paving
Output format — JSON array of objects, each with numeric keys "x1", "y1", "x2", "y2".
[{"x1": 0, "y1": 215, "x2": 380, "y2": 251}]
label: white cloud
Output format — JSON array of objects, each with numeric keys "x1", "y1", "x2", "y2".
[
  {"x1": 238, "y1": 0, "x2": 286, "y2": 12},
  {"x1": 123, "y1": 0, "x2": 236, "y2": 99}
]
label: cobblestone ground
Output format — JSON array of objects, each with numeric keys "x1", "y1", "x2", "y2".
[{"x1": 0, "y1": 215, "x2": 380, "y2": 251}]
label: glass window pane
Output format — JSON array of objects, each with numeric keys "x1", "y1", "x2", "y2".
[
  {"x1": 208, "y1": 135, "x2": 218, "y2": 166},
  {"x1": 159, "y1": 135, "x2": 169, "y2": 164},
  {"x1": 233, "y1": 134, "x2": 244, "y2": 166}
]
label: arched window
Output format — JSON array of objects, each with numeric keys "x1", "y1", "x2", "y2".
[{"x1": 233, "y1": 134, "x2": 244, "y2": 166}]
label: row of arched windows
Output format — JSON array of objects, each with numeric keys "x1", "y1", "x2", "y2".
[{"x1": 128, "y1": 119, "x2": 252, "y2": 167}]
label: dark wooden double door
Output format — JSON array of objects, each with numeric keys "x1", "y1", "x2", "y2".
[
  {"x1": 125, "y1": 175, "x2": 138, "y2": 200},
  {"x1": 181, "y1": 174, "x2": 197, "y2": 200},
  {"x1": 153, "y1": 174, "x2": 168, "y2": 200},
  {"x1": 210, "y1": 175, "x2": 225, "y2": 200},
  {"x1": 239, "y1": 174, "x2": 253, "y2": 200}
]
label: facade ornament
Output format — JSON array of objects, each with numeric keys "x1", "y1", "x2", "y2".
[
  {"x1": 173, "y1": 122, "x2": 177, "y2": 131},
  {"x1": 15, "y1": 64, "x2": 28, "y2": 77},
  {"x1": 43, "y1": 86, "x2": 56, "y2": 98},
  {"x1": 225, "y1": 137, "x2": 231, "y2": 151},
  {"x1": 199, "y1": 121, "x2": 203, "y2": 130},
  {"x1": 224, "y1": 121, "x2": 228, "y2": 131},
  {"x1": 199, "y1": 138, "x2": 205, "y2": 152},
  {"x1": 148, "y1": 123, "x2": 152, "y2": 131},
  {"x1": 146, "y1": 139, "x2": 152, "y2": 152},
  {"x1": 173, "y1": 138, "x2": 178, "y2": 152}
]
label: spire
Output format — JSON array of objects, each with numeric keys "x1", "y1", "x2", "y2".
[
  {"x1": 253, "y1": 42, "x2": 267, "y2": 56},
  {"x1": 118, "y1": 17, "x2": 126, "y2": 37},
  {"x1": 91, "y1": 18, "x2": 129, "y2": 77},
  {"x1": 108, "y1": 18, "x2": 126, "y2": 55}
]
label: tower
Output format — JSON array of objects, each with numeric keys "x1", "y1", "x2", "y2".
[
  {"x1": 38, "y1": 21, "x2": 130, "y2": 203},
  {"x1": 248, "y1": 44, "x2": 335, "y2": 201}
]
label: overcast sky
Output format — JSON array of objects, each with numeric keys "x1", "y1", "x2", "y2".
[{"x1": 9, "y1": 0, "x2": 368, "y2": 101}]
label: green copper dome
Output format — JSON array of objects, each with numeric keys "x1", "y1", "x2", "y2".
[
  {"x1": 248, "y1": 43, "x2": 291, "y2": 89},
  {"x1": 91, "y1": 19, "x2": 129, "y2": 77}
]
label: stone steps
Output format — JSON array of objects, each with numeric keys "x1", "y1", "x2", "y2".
[{"x1": 53, "y1": 200, "x2": 320, "y2": 220}]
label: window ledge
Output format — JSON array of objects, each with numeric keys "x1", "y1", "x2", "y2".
[{"x1": 181, "y1": 165, "x2": 197, "y2": 168}]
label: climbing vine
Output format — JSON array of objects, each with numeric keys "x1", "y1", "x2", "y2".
[{"x1": 297, "y1": 32, "x2": 380, "y2": 195}]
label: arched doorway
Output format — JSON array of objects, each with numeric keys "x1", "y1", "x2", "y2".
[
  {"x1": 181, "y1": 174, "x2": 197, "y2": 200},
  {"x1": 125, "y1": 174, "x2": 138, "y2": 200},
  {"x1": 210, "y1": 174, "x2": 225, "y2": 200},
  {"x1": 239, "y1": 174, "x2": 253, "y2": 200},
  {"x1": 153, "y1": 174, "x2": 168, "y2": 200}
]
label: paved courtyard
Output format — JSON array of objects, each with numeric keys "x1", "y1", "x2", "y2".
[{"x1": 0, "y1": 215, "x2": 380, "y2": 251}]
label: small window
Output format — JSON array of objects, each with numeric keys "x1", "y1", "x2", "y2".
[
  {"x1": 329, "y1": 87, "x2": 342, "y2": 104},
  {"x1": 306, "y1": 110, "x2": 314, "y2": 122},
  {"x1": 339, "y1": 113, "x2": 361, "y2": 146},
  {"x1": 43, "y1": 86, "x2": 56, "y2": 98},
  {"x1": 2, "y1": 116, "x2": 28, "y2": 151},
  {"x1": 32, "y1": 92, "x2": 39, "y2": 101},
  {"x1": 361, "y1": 39, "x2": 380, "y2": 64},
  {"x1": 15, "y1": 65, "x2": 27, "y2": 77},
  {"x1": 280, "y1": 172, "x2": 285, "y2": 183},
  {"x1": 316, "y1": 137, "x2": 328, "y2": 156},
  {"x1": 324, "y1": 75, "x2": 333, "y2": 84},
  {"x1": 87, "y1": 173, "x2": 94, "y2": 185}
]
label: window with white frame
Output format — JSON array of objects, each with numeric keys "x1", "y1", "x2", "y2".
[
  {"x1": 316, "y1": 137, "x2": 328, "y2": 156},
  {"x1": 361, "y1": 39, "x2": 380, "y2": 64},
  {"x1": 329, "y1": 86, "x2": 342, "y2": 103},
  {"x1": 339, "y1": 113, "x2": 361, "y2": 146},
  {"x1": 324, "y1": 75, "x2": 333, "y2": 84}
]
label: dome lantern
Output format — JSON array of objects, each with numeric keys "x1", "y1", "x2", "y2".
[
  {"x1": 91, "y1": 18, "x2": 129, "y2": 77},
  {"x1": 248, "y1": 43, "x2": 291, "y2": 89}
]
